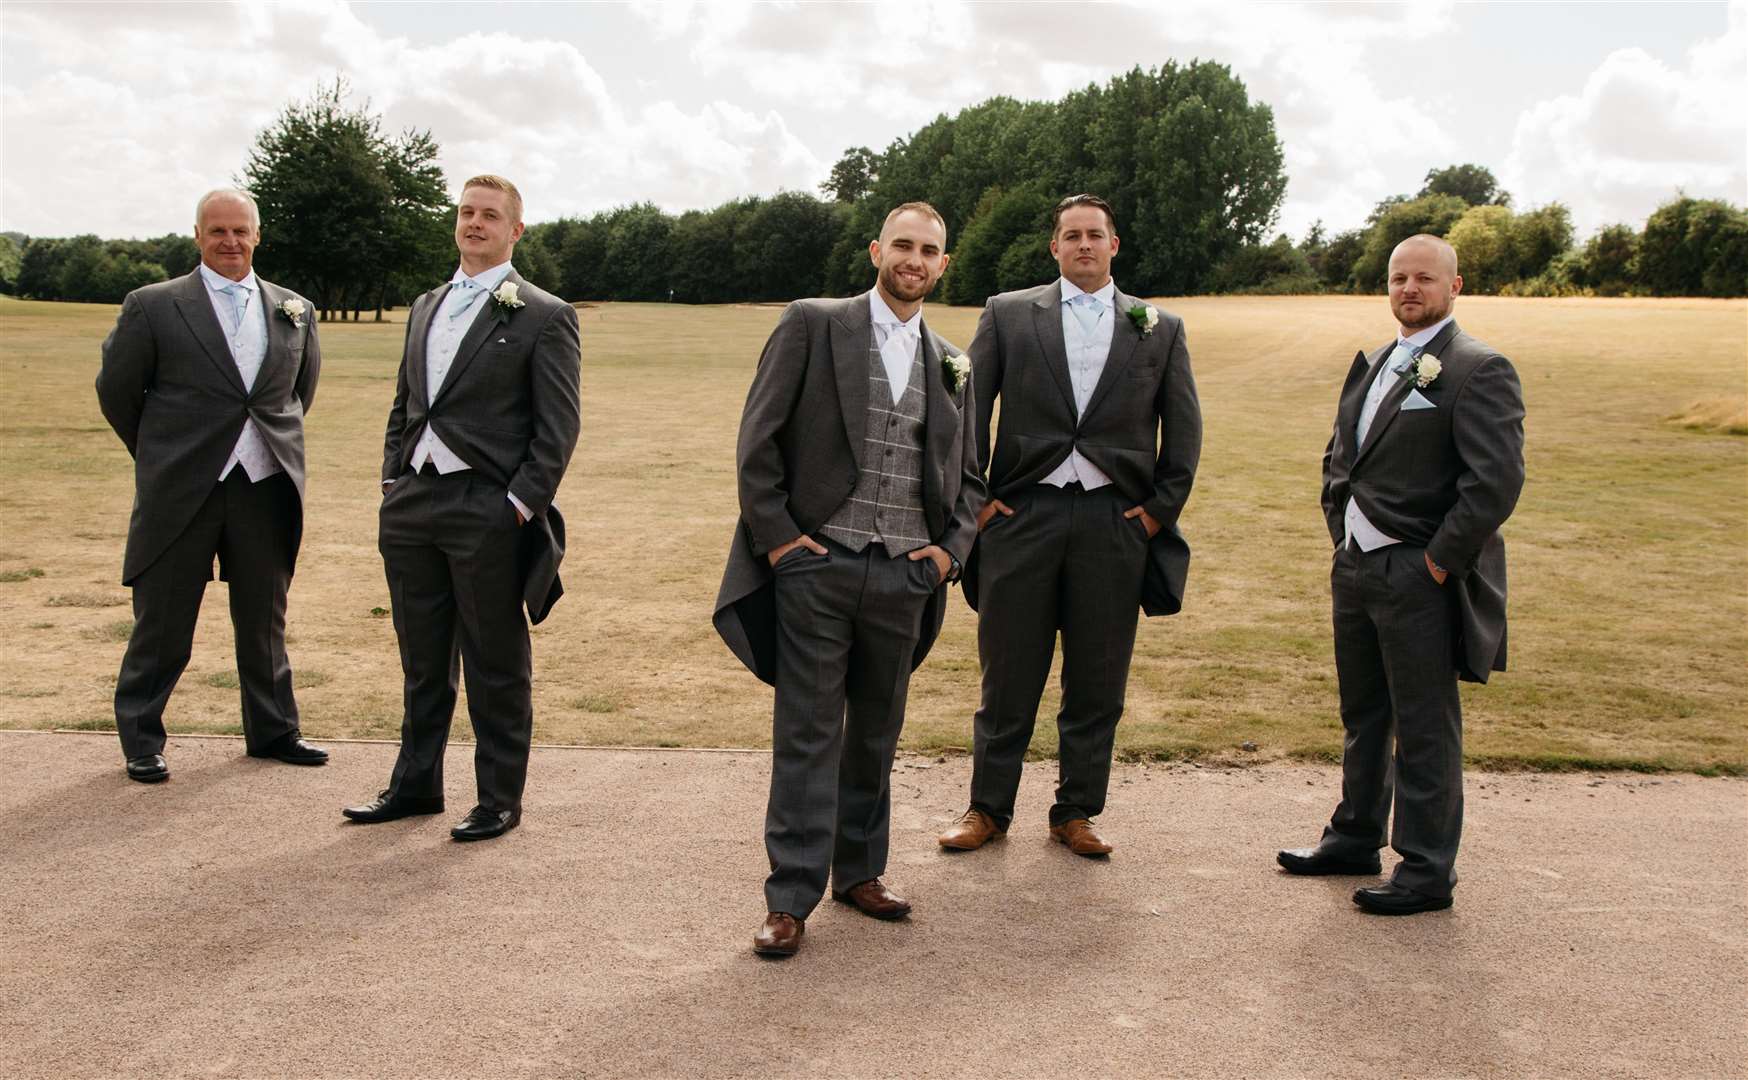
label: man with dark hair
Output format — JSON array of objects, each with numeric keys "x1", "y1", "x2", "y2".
[
  {"x1": 96, "y1": 188, "x2": 327, "y2": 784},
  {"x1": 1278, "y1": 234, "x2": 1524, "y2": 916},
  {"x1": 939, "y1": 193, "x2": 1201, "y2": 858},
  {"x1": 714, "y1": 202, "x2": 983, "y2": 957},
  {"x1": 343, "y1": 174, "x2": 581, "y2": 843}
]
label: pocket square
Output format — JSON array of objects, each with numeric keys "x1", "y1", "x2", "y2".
[
  {"x1": 496, "y1": 336, "x2": 508, "y2": 343},
  {"x1": 1401, "y1": 389, "x2": 1436, "y2": 411}
]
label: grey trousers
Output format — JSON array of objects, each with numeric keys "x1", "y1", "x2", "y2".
[
  {"x1": 764, "y1": 537, "x2": 937, "y2": 919},
  {"x1": 114, "y1": 470, "x2": 300, "y2": 759},
  {"x1": 1323, "y1": 542, "x2": 1464, "y2": 898},
  {"x1": 969, "y1": 484, "x2": 1149, "y2": 828}
]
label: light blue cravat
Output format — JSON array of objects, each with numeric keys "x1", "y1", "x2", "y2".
[
  {"x1": 1358, "y1": 342, "x2": 1417, "y2": 445},
  {"x1": 1067, "y1": 292, "x2": 1102, "y2": 337},
  {"x1": 448, "y1": 278, "x2": 484, "y2": 320},
  {"x1": 218, "y1": 283, "x2": 248, "y2": 333}
]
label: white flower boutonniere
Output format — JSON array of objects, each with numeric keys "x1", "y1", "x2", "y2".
[
  {"x1": 1393, "y1": 350, "x2": 1442, "y2": 389},
  {"x1": 489, "y1": 281, "x2": 525, "y2": 315},
  {"x1": 1126, "y1": 303, "x2": 1159, "y2": 338},
  {"x1": 276, "y1": 299, "x2": 306, "y2": 329},
  {"x1": 944, "y1": 351, "x2": 970, "y2": 393}
]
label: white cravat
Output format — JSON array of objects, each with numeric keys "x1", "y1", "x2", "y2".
[
  {"x1": 1344, "y1": 314, "x2": 1454, "y2": 550},
  {"x1": 199, "y1": 265, "x2": 280, "y2": 483},
  {"x1": 1042, "y1": 277, "x2": 1116, "y2": 490},
  {"x1": 869, "y1": 289, "x2": 921, "y2": 407}
]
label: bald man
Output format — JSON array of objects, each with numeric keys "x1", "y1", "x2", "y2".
[{"x1": 1278, "y1": 234, "x2": 1525, "y2": 915}]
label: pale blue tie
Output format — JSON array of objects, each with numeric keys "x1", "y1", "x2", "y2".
[
  {"x1": 449, "y1": 279, "x2": 484, "y2": 320},
  {"x1": 1068, "y1": 293, "x2": 1101, "y2": 337},
  {"x1": 219, "y1": 283, "x2": 247, "y2": 333}
]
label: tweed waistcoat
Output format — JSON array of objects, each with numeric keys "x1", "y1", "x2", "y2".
[{"x1": 820, "y1": 338, "x2": 929, "y2": 555}]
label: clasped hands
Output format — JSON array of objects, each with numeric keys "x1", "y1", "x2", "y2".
[{"x1": 767, "y1": 535, "x2": 952, "y2": 582}]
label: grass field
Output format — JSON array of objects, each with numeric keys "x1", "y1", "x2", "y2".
[{"x1": 1, "y1": 294, "x2": 1744, "y2": 773}]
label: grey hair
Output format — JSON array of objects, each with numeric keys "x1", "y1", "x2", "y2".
[{"x1": 195, "y1": 188, "x2": 261, "y2": 232}]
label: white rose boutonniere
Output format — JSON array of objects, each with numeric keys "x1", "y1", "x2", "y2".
[
  {"x1": 276, "y1": 298, "x2": 306, "y2": 329},
  {"x1": 1126, "y1": 303, "x2": 1159, "y2": 338},
  {"x1": 944, "y1": 351, "x2": 970, "y2": 393},
  {"x1": 1393, "y1": 350, "x2": 1442, "y2": 388},
  {"x1": 489, "y1": 280, "x2": 525, "y2": 314}
]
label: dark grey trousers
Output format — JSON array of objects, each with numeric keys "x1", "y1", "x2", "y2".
[
  {"x1": 764, "y1": 538, "x2": 937, "y2": 919},
  {"x1": 969, "y1": 484, "x2": 1149, "y2": 829},
  {"x1": 114, "y1": 470, "x2": 300, "y2": 759},
  {"x1": 1323, "y1": 542, "x2": 1464, "y2": 898},
  {"x1": 379, "y1": 468, "x2": 533, "y2": 813}
]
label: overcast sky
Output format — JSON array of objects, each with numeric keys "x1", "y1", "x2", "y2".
[{"x1": 2, "y1": 0, "x2": 1743, "y2": 244}]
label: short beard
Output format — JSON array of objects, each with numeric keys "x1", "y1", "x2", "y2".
[
  {"x1": 879, "y1": 264, "x2": 932, "y2": 304},
  {"x1": 1393, "y1": 297, "x2": 1451, "y2": 331}
]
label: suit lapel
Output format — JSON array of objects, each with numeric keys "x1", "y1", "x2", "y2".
[
  {"x1": 830, "y1": 293, "x2": 873, "y2": 468},
  {"x1": 1353, "y1": 320, "x2": 1461, "y2": 464},
  {"x1": 171, "y1": 270, "x2": 246, "y2": 395},
  {"x1": 1080, "y1": 286, "x2": 1142, "y2": 421},
  {"x1": 254, "y1": 279, "x2": 294, "y2": 399},
  {"x1": 1028, "y1": 282, "x2": 1076, "y2": 415},
  {"x1": 434, "y1": 271, "x2": 517, "y2": 404},
  {"x1": 918, "y1": 319, "x2": 957, "y2": 534},
  {"x1": 405, "y1": 284, "x2": 446, "y2": 404}
]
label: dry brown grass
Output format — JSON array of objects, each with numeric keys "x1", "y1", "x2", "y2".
[
  {"x1": 1667, "y1": 396, "x2": 1748, "y2": 436},
  {"x1": 1, "y1": 293, "x2": 1744, "y2": 772}
]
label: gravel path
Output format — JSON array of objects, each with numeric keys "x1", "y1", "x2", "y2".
[{"x1": 3, "y1": 730, "x2": 1743, "y2": 1079}]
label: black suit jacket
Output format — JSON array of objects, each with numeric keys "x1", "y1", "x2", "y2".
[
  {"x1": 96, "y1": 269, "x2": 320, "y2": 585},
  {"x1": 1321, "y1": 319, "x2": 1526, "y2": 682},
  {"x1": 713, "y1": 292, "x2": 986, "y2": 685},
  {"x1": 382, "y1": 271, "x2": 582, "y2": 623},
  {"x1": 963, "y1": 280, "x2": 1202, "y2": 616}
]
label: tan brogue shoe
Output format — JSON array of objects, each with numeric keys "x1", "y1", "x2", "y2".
[
  {"x1": 753, "y1": 912, "x2": 804, "y2": 957},
  {"x1": 938, "y1": 808, "x2": 1005, "y2": 850},
  {"x1": 832, "y1": 878, "x2": 913, "y2": 920},
  {"x1": 1049, "y1": 818, "x2": 1114, "y2": 857}
]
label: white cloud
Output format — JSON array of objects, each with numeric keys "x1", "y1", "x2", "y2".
[{"x1": 1502, "y1": 0, "x2": 1747, "y2": 235}]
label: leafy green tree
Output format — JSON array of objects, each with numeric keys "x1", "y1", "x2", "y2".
[
  {"x1": 820, "y1": 147, "x2": 880, "y2": 203},
  {"x1": 1350, "y1": 194, "x2": 1469, "y2": 290},
  {"x1": 1508, "y1": 203, "x2": 1574, "y2": 281},
  {"x1": 0, "y1": 233, "x2": 23, "y2": 294},
  {"x1": 1638, "y1": 196, "x2": 1747, "y2": 297},
  {"x1": 944, "y1": 184, "x2": 1054, "y2": 305},
  {"x1": 1206, "y1": 233, "x2": 1317, "y2": 294},
  {"x1": 1578, "y1": 224, "x2": 1639, "y2": 295},
  {"x1": 600, "y1": 203, "x2": 674, "y2": 300},
  {"x1": 1445, "y1": 205, "x2": 1516, "y2": 293},
  {"x1": 1419, "y1": 164, "x2": 1510, "y2": 207},
  {"x1": 1307, "y1": 226, "x2": 1366, "y2": 290}
]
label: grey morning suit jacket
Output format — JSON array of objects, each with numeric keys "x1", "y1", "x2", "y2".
[
  {"x1": 381, "y1": 271, "x2": 582, "y2": 623},
  {"x1": 1321, "y1": 320, "x2": 1526, "y2": 682},
  {"x1": 713, "y1": 291, "x2": 986, "y2": 685},
  {"x1": 96, "y1": 269, "x2": 321, "y2": 585},
  {"x1": 963, "y1": 280, "x2": 1202, "y2": 615}
]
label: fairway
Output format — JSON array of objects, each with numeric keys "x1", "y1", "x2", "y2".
[{"x1": 1, "y1": 294, "x2": 1743, "y2": 773}]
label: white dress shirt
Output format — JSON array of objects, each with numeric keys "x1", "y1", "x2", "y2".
[
  {"x1": 1041, "y1": 276, "x2": 1116, "y2": 490},
  {"x1": 869, "y1": 288, "x2": 921, "y2": 407},
  {"x1": 1344, "y1": 313, "x2": 1455, "y2": 550},
  {"x1": 198, "y1": 264, "x2": 281, "y2": 483},
  {"x1": 400, "y1": 260, "x2": 529, "y2": 519}
]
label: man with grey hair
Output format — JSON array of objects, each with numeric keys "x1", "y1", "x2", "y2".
[
  {"x1": 1278, "y1": 233, "x2": 1525, "y2": 915},
  {"x1": 97, "y1": 188, "x2": 327, "y2": 784}
]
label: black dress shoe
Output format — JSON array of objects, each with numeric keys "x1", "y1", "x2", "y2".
[
  {"x1": 125, "y1": 754, "x2": 169, "y2": 784},
  {"x1": 451, "y1": 806, "x2": 520, "y2": 842},
  {"x1": 249, "y1": 732, "x2": 329, "y2": 766},
  {"x1": 1353, "y1": 882, "x2": 1453, "y2": 916},
  {"x1": 1277, "y1": 846, "x2": 1382, "y2": 876},
  {"x1": 342, "y1": 790, "x2": 445, "y2": 823}
]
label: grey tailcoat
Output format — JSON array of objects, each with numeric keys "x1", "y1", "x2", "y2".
[
  {"x1": 1320, "y1": 320, "x2": 1526, "y2": 682},
  {"x1": 713, "y1": 292, "x2": 986, "y2": 685},
  {"x1": 381, "y1": 271, "x2": 582, "y2": 623},
  {"x1": 96, "y1": 269, "x2": 321, "y2": 585},
  {"x1": 962, "y1": 280, "x2": 1202, "y2": 616}
]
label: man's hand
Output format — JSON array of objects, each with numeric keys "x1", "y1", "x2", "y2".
[
  {"x1": 1425, "y1": 551, "x2": 1448, "y2": 585},
  {"x1": 768, "y1": 534, "x2": 828, "y2": 567},
  {"x1": 1124, "y1": 505, "x2": 1161, "y2": 539},
  {"x1": 382, "y1": 480, "x2": 393, "y2": 495},
  {"x1": 977, "y1": 499, "x2": 1014, "y2": 531},
  {"x1": 908, "y1": 543, "x2": 951, "y2": 583},
  {"x1": 515, "y1": 506, "x2": 528, "y2": 526}
]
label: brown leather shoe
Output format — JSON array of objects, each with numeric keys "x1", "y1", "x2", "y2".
[
  {"x1": 938, "y1": 808, "x2": 1005, "y2": 850},
  {"x1": 832, "y1": 878, "x2": 912, "y2": 920},
  {"x1": 1050, "y1": 818, "x2": 1114, "y2": 857},
  {"x1": 753, "y1": 912, "x2": 804, "y2": 957}
]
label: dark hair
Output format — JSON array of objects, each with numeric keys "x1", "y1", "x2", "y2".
[{"x1": 1052, "y1": 193, "x2": 1116, "y2": 236}]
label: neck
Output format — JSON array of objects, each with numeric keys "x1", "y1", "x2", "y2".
[
  {"x1": 1066, "y1": 273, "x2": 1111, "y2": 295},
  {"x1": 875, "y1": 282, "x2": 922, "y2": 323},
  {"x1": 204, "y1": 262, "x2": 249, "y2": 283},
  {"x1": 459, "y1": 255, "x2": 505, "y2": 279}
]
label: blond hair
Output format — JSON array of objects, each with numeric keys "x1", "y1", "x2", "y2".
[{"x1": 461, "y1": 174, "x2": 524, "y2": 224}]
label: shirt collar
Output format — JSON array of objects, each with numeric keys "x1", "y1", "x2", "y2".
[
  {"x1": 451, "y1": 260, "x2": 515, "y2": 291},
  {"x1": 868, "y1": 287, "x2": 921, "y2": 335},
  {"x1": 1399, "y1": 313, "x2": 1454, "y2": 350},
  {"x1": 1059, "y1": 276, "x2": 1116, "y2": 308},
  {"x1": 199, "y1": 264, "x2": 259, "y2": 294}
]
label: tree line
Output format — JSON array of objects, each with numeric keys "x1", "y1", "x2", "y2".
[{"x1": 3, "y1": 72, "x2": 1743, "y2": 305}]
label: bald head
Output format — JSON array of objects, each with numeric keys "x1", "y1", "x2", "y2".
[{"x1": 1387, "y1": 233, "x2": 1462, "y2": 333}]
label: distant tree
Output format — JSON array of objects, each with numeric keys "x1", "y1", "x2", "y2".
[
  {"x1": 1350, "y1": 194, "x2": 1469, "y2": 290},
  {"x1": 1638, "y1": 196, "x2": 1748, "y2": 297},
  {"x1": 1577, "y1": 224, "x2": 1639, "y2": 296},
  {"x1": 1307, "y1": 226, "x2": 1366, "y2": 291},
  {"x1": 141, "y1": 234, "x2": 200, "y2": 279},
  {"x1": 599, "y1": 203, "x2": 674, "y2": 301},
  {"x1": 944, "y1": 184, "x2": 1054, "y2": 305},
  {"x1": 1445, "y1": 205, "x2": 1516, "y2": 293},
  {"x1": 375, "y1": 128, "x2": 454, "y2": 316},
  {"x1": 820, "y1": 147, "x2": 880, "y2": 203},
  {"x1": 738, "y1": 191, "x2": 843, "y2": 301},
  {"x1": 1206, "y1": 233, "x2": 1317, "y2": 294},
  {"x1": 0, "y1": 233, "x2": 22, "y2": 293},
  {"x1": 1419, "y1": 164, "x2": 1511, "y2": 207},
  {"x1": 1508, "y1": 203, "x2": 1574, "y2": 281}
]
